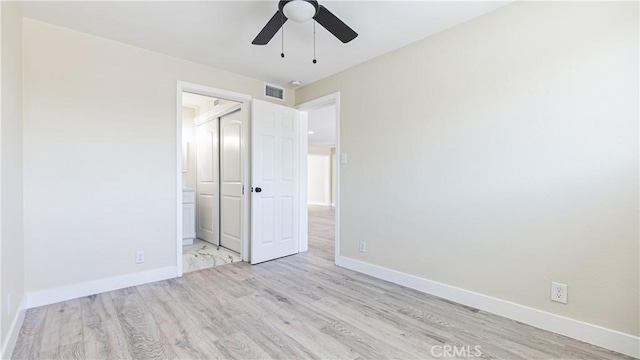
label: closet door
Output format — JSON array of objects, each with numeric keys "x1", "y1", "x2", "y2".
[
  {"x1": 196, "y1": 119, "x2": 220, "y2": 244},
  {"x1": 219, "y1": 109, "x2": 243, "y2": 253}
]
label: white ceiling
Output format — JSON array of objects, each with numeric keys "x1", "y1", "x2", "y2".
[
  {"x1": 20, "y1": 1, "x2": 511, "y2": 89},
  {"x1": 307, "y1": 105, "x2": 336, "y2": 146}
]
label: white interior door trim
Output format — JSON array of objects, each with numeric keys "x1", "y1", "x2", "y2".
[
  {"x1": 176, "y1": 81, "x2": 252, "y2": 276},
  {"x1": 297, "y1": 92, "x2": 341, "y2": 262},
  {"x1": 298, "y1": 112, "x2": 308, "y2": 252}
]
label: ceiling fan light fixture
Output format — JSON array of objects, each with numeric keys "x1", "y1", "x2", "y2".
[
  {"x1": 283, "y1": 0, "x2": 316, "y2": 23},
  {"x1": 252, "y1": 0, "x2": 357, "y2": 46}
]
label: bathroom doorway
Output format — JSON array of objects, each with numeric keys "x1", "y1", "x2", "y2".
[{"x1": 181, "y1": 91, "x2": 246, "y2": 273}]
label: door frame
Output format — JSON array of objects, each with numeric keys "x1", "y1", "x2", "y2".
[
  {"x1": 176, "y1": 81, "x2": 252, "y2": 276},
  {"x1": 297, "y1": 92, "x2": 341, "y2": 263}
]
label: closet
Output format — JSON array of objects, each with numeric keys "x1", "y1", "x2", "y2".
[{"x1": 195, "y1": 105, "x2": 243, "y2": 253}]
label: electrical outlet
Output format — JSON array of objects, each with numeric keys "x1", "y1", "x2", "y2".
[
  {"x1": 340, "y1": 152, "x2": 348, "y2": 164},
  {"x1": 136, "y1": 251, "x2": 145, "y2": 264},
  {"x1": 551, "y1": 281, "x2": 567, "y2": 304},
  {"x1": 359, "y1": 241, "x2": 366, "y2": 253}
]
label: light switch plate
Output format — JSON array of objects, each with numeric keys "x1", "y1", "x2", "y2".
[{"x1": 340, "y1": 152, "x2": 348, "y2": 164}]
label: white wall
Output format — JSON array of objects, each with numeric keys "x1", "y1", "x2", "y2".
[
  {"x1": 22, "y1": 19, "x2": 294, "y2": 298},
  {"x1": 1, "y1": 1, "x2": 26, "y2": 355},
  {"x1": 297, "y1": 1, "x2": 639, "y2": 338},
  {"x1": 307, "y1": 154, "x2": 330, "y2": 206},
  {"x1": 308, "y1": 145, "x2": 336, "y2": 206},
  {"x1": 181, "y1": 106, "x2": 196, "y2": 189},
  {"x1": 307, "y1": 105, "x2": 337, "y2": 146}
]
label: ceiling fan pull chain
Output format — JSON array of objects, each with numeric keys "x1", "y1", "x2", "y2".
[
  {"x1": 312, "y1": 20, "x2": 317, "y2": 64},
  {"x1": 281, "y1": 11, "x2": 285, "y2": 58}
]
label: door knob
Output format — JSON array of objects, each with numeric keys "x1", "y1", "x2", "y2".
[{"x1": 255, "y1": 187, "x2": 262, "y2": 193}]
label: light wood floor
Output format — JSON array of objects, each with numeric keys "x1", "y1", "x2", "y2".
[{"x1": 13, "y1": 206, "x2": 633, "y2": 359}]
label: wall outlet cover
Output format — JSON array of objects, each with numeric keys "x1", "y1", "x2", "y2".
[{"x1": 551, "y1": 281, "x2": 568, "y2": 304}]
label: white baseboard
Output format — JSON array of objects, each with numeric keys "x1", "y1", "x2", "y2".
[
  {"x1": 336, "y1": 256, "x2": 640, "y2": 359},
  {"x1": 1, "y1": 296, "x2": 26, "y2": 359},
  {"x1": 27, "y1": 266, "x2": 177, "y2": 309}
]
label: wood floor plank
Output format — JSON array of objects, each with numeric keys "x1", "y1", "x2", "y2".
[
  {"x1": 39, "y1": 299, "x2": 84, "y2": 353},
  {"x1": 215, "y1": 332, "x2": 272, "y2": 360},
  {"x1": 34, "y1": 341, "x2": 85, "y2": 360},
  {"x1": 312, "y1": 296, "x2": 439, "y2": 357},
  {"x1": 227, "y1": 313, "x2": 319, "y2": 359},
  {"x1": 12, "y1": 306, "x2": 48, "y2": 359},
  {"x1": 180, "y1": 271, "x2": 247, "y2": 318},
  {"x1": 80, "y1": 293, "x2": 132, "y2": 359},
  {"x1": 136, "y1": 282, "x2": 228, "y2": 359},
  {"x1": 262, "y1": 309, "x2": 359, "y2": 360},
  {"x1": 109, "y1": 287, "x2": 177, "y2": 359},
  {"x1": 187, "y1": 267, "x2": 255, "y2": 299},
  {"x1": 158, "y1": 278, "x2": 237, "y2": 339},
  {"x1": 320, "y1": 316, "x2": 416, "y2": 359}
]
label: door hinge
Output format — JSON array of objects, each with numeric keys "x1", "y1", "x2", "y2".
[{"x1": 242, "y1": 185, "x2": 245, "y2": 195}]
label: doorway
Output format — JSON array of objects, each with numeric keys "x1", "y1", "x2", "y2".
[
  {"x1": 182, "y1": 92, "x2": 244, "y2": 272},
  {"x1": 298, "y1": 93, "x2": 341, "y2": 263},
  {"x1": 176, "y1": 82, "x2": 336, "y2": 273},
  {"x1": 176, "y1": 83, "x2": 252, "y2": 275}
]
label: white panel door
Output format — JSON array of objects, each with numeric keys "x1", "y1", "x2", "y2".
[
  {"x1": 220, "y1": 109, "x2": 243, "y2": 253},
  {"x1": 196, "y1": 119, "x2": 219, "y2": 244},
  {"x1": 251, "y1": 100, "x2": 300, "y2": 264}
]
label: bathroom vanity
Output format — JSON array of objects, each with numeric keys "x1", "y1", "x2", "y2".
[{"x1": 182, "y1": 188, "x2": 196, "y2": 245}]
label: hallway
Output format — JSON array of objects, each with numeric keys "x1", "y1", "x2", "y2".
[{"x1": 307, "y1": 205, "x2": 335, "y2": 261}]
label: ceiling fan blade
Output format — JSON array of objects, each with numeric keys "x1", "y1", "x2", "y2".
[
  {"x1": 313, "y1": 5, "x2": 358, "y2": 44},
  {"x1": 252, "y1": 11, "x2": 287, "y2": 45}
]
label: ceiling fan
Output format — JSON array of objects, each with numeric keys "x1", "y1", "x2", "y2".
[{"x1": 252, "y1": 0, "x2": 358, "y2": 46}]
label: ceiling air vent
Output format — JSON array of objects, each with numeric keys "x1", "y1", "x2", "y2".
[{"x1": 264, "y1": 84, "x2": 285, "y2": 101}]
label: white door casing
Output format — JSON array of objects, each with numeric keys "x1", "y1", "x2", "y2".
[
  {"x1": 220, "y1": 109, "x2": 243, "y2": 253},
  {"x1": 251, "y1": 99, "x2": 300, "y2": 264},
  {"x1": 196, "y1": 118, "x2": 220, "y2": 244}
]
